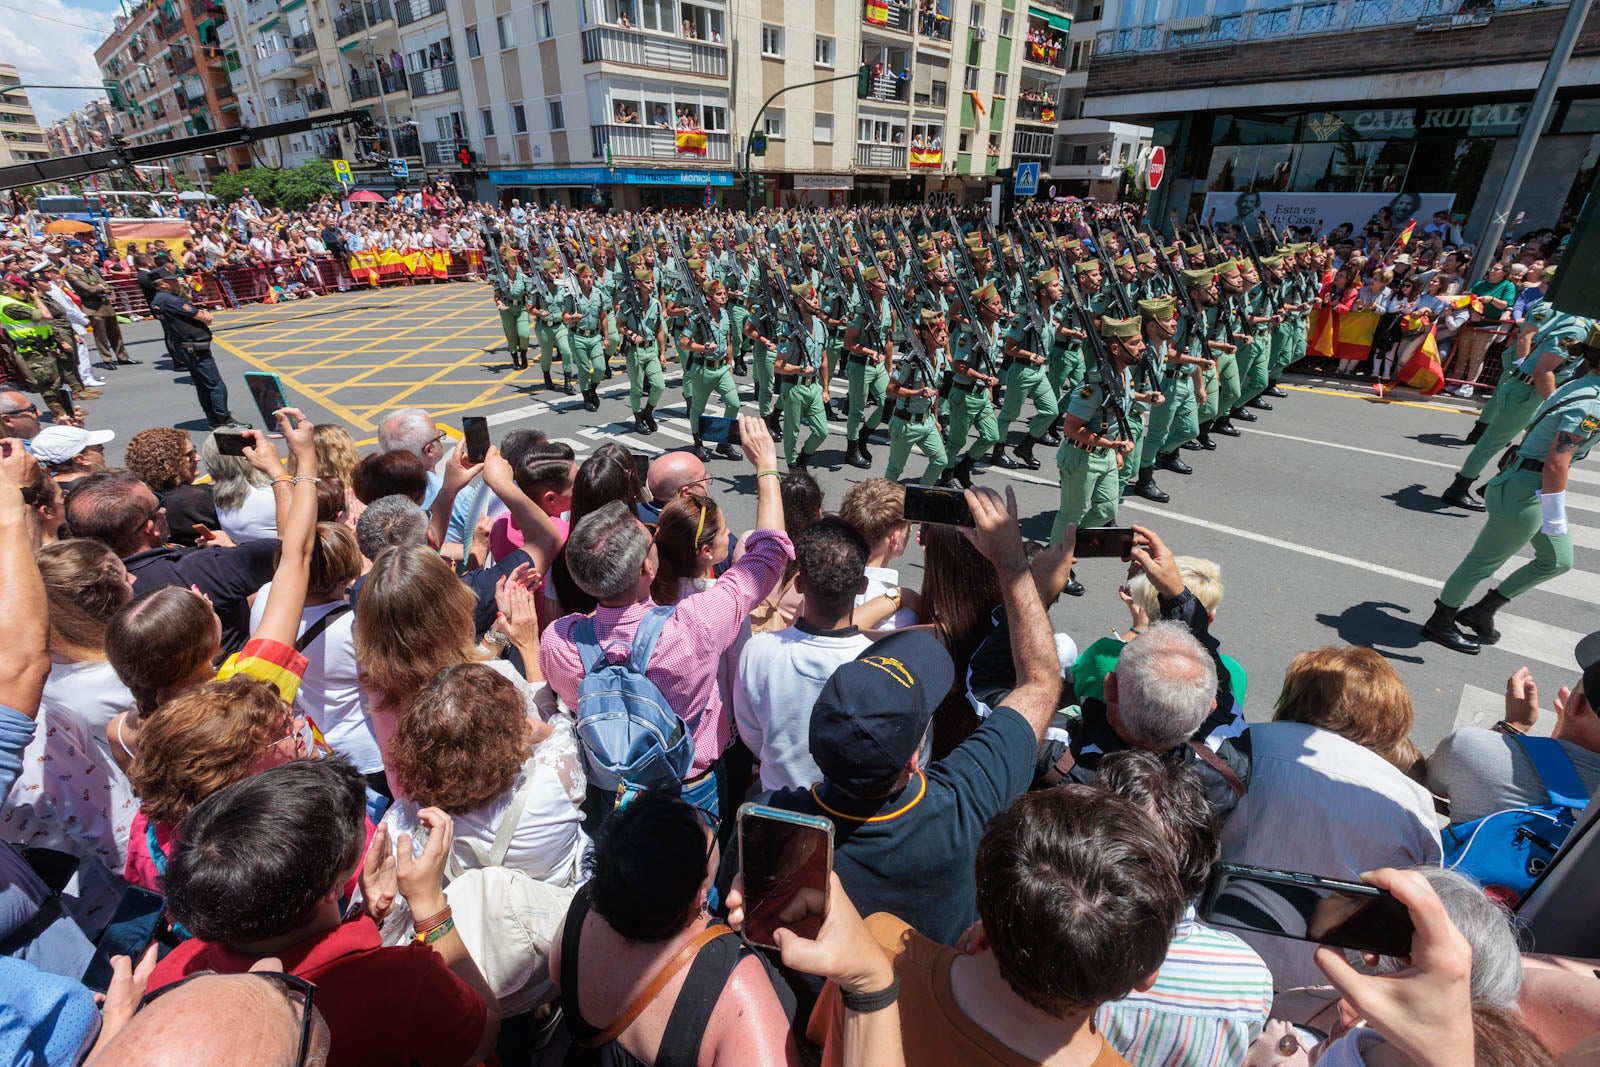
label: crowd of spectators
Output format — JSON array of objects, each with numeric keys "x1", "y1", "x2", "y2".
[{"x1": 1, "y1": 383, "x2": 1598, "y2": 1066}]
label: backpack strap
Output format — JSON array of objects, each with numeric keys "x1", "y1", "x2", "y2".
[
  {"x1": 573, "y1": 615, "x2": 605, "y2": 675},
  {"x1": 1188, "y1": 740, "x2": 1247, "y2": 799},
  {"x1": 1509, "y1": 733, "x2": 1589, "y2": 812},
  {"x1": 623, "y1": 605, "x2": 676, "y2": 673},
  {"x1": 443, "y1": 757, "x2": 540, "y2": 880},
  {"x1": 295, "y1": 603, "x2": 352, "y2": 653}
]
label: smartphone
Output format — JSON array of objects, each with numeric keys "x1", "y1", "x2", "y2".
[
  {"x1": 243, "y1": 371, "x2": 287, "y2": 435},
  {"x1": 1074, "y1": 526, "x2": 1136, "y2": 559},
  {"x1": 213, "y1": 429, "x2": 251, "y2": 457},
  {"x1": 81, "y1": 886, "x2": 167, "y2": 993},
  {"x1": 192, "y1": 523, "x2": 214, "y2": 540},
  {"x1": 1200, "y1": 862, "x2": 1414, "y2": 959},
  {"x1": 903, "y1": 484, "x2": 974, "y2": 527},
  {"x1": 737, "y1": 804, "x2": 834, "y2": 950},
  {"x1": 631, "y1": 450, "x2": 650, "y2": 487},
  {"x1": 698, "y1": 415, "x2": 736, "y2": 445},
  {"x1": 461, "y1": 416, "x2": 491, "y2": 465}
]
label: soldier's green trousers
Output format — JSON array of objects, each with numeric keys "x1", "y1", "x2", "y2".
[
  {"x1": 535, "y1": 321, "x2": 575, "y2": 379},
  {"x1": 884, "y1": 412, "x2": 947, "y2": 484},
  {"x1": 729, "y1": 306, "x2": 750, "y2": 360},
  {"x1": 753, "y1": 343, "x2": 778, "y2": 416},
  {"x1": 998, "y1": 362, "x2": 1059, "y2": 441},
  {"x1": 1150, "y1": 373, "x2": 1198, "y2": 457},
  {"x1": 1197, "y1": 361, "x2": 1222, "y2": 428},
  {"x1": 1118, "y1": 408, "x2": 1149, "y2": 494},
  {"x1": 1238, "y1": 333, "x2": 1272, "y2": 406},
  {"x1": 1215, "y1": 348, "x2": 1242, "y2": 419},
  {"x1": 499, "y1": 308, "x2": 530, "y2": 355},
  {"x1": 945, "y1": 385, "x2": 1001, "y2": 461},
  {"x1": 1440, "y1": 466, "x2": 1573, "y2": 607},
  {"x1": 1048, "y1": 342, "x2": 1087, "y2": 398},
  {"x1": 846, "y1": 358, "x2": 888, "y2": 440},
  {"x1": 690, "y1": 362, "x2": 740, "y2": 425},
  {"x1": 782, "y1": 378, "x2": 828, "y2": 464},
  {"x1": 1459, "y1": 377, "x2": 1540, "y2": 481},
  {"x1": 21, "y1": 343, "x2": 74, "y2": 417},
  {"x1": 570, "y1": 331, "x2": 607, "y2": 390},
  {"x1": 1052, "y1": 443, "x2": 1119, "y2": 544},
  {"x1": 1267, "y1": 321, "x2": 1298, "y2": 380},
  {"x1": 627, "y1": 343, "x2": 664, "y2": 414}
]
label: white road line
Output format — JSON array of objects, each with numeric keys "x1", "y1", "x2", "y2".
[
  {"x1": 1570, "y1": 525, "x2": 1600, "y2": 552},
  {"x1": 1238, "y1": 427, "x2": 1458, "y2": 469},
  {"x1": 1568, "y1": 490, "x2": 1600, "y2": 515}
]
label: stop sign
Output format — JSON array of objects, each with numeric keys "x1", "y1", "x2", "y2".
[{"x1": 1147, "y1": 145, "x2": 1166, "y2": 190}]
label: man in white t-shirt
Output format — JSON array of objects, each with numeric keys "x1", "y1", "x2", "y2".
[
  {"x1": 838, "y1": 478, "x2": 918, "y2": 631},
  {"x1": 733, "y1": 517, "x2": 875, "y2": 790}
]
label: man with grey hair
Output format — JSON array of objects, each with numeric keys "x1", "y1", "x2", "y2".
[{"x1": 377, "y1": 407, "x2": 446, "y2": 506}]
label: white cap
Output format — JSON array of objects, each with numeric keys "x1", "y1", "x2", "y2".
[
  {"x1": 29, "y1": 425, "x2": 114, "y2": 466},
  {"x1": 42, "y1": 244, "x2": 63, "y2": 256}
]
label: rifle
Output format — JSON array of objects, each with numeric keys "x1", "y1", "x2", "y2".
[
  {"x1": 666, "y1": 229, "x2": 716, "y2": 353},
  {"x1": 479, "y1": 223, "x2": 510, "y2": 302},
  {"x1": 853, "y1": 218, "x2": 919, "y2": 364},
  {"x1": 1088, "y1": 217, "x2": 1134, "y2": 318}
]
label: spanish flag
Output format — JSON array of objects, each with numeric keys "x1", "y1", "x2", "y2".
[
  {"x1": 866, "y1": 0, "x2": 889, "y2": 23},
  {"x1": 1397, "y1": 317, "x2": 1446, "y2": 395},
  {"x1": 676, "y1": 128, "x2": 707, "y2": 156},
  {"x1": 969, "y1": 90, "x2": 986, "y2": 118},
  {"x1": 1395, "y1": 219, "x2": 1417, "y2": 248}
]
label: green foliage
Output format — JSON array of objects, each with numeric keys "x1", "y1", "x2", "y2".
[{"x1": 207, "y1": 161, "x2": 340, "y2": 210}]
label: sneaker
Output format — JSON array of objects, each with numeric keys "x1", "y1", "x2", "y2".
[{"x1": 84, "y1": 377, "x2": 108, "y2": 387}]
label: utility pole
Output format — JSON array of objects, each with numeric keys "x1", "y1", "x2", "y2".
[
  {"x1": 1467, "y1": 0, "x2": 1596, "y2": 286},
  {"x1": 362, "y1": 1, "x2": 396, "y2": 161},
  {"x1": 741, "y1": 68, "x2": 864, "y2": 215}
]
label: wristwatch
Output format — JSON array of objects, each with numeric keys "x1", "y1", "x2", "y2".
[{"x1": 481, "y1": 629, "x2": 510, "y2": 649}]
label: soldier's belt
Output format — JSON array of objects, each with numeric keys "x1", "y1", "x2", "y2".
[
  {"x1": 1511, "y1": 371, "x2": 1534, "y2": 385},
  {"x1": 892, "y1": 407, "x2": 930, "y2": 422},
  {"x1": 951, "y1": 377, "x2": 986, "y2": 392},
  {"x1": 1516, "y1": 457, "x2": 1544, "y2": 474},
  {"x1": 1066, "y1": 438, "x2": 1107, "y2": 452},
  {"x1": 575, "y1": 328, "x2": 601, "y2": 337}
]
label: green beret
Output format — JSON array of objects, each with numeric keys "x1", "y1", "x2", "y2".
[
  {"x1": 733, "y1": 241, "x2": 749, "y2": 252},
  {"x1": 860, "y1": 265, "x2": 882, "y2": 282},
  {"x1": 1181, "y1": 266, "x2": 1217, "y2": 289},
  {"x1": 632, "y1": 268, "x2": 652, "y2": 282},
  {"x1": 799, "y1": 243, "x2": 817, "y2": 256},
  {"x1": 1137, "y1": 297, "x2": 1176, "y2": 321},
  {"x1": 1214, "y1": 258, "x2": 1239, "y2": 275},
  {"x1": 704, "y1": 279, "x2": 726, "y2": 296},
  {"x1": 1135, "y1": 251, "x2": 1155, "y2": 264},
  {"x1": 1074, "y1": 261, "x2": 1098, "y2": 275},
  {"x1": 1031, "y1": 268, "x2": 1060, "y2": 288},
  {"x1": 1113, "y1": 253, "x2": 1134, "y2": 268},
  {"x1": 838, "y1": 255, "x2": 855, "y2": 268},
  {"x1": 627, "y1": 251, "x2": 645, "y2": 266},
  {"x1": 1060, "y1": 238, "x2": 1082, "y2": 251},
  {"x1": 541, "y1": 259, "x2": 561, "y2": 272},
  {"x1": 1183, "y1": 244, "x2": 1204, "y2": 257},
  {"x1": 922, "y1": 255, "x2": 943, "y2": 272},
  {"x1": 686, "y1": 256, "x2": 705, "y2": 270},
  {"x1": 1259, "y1": 255, "x2": 1285, "y2": 269},
  {"x1": 871, "y1": 230, "x2": 887, "y2": 242},
  {"x1": 918, "y1": 307, "x2": 945, "y2": 326},
  {"x1": 1100, "y1": 316, "x2": 1141, "y2": 340}
]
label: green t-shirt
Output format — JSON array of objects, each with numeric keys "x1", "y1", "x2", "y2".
[{"x1": 1073, "y1": 636, "x2": 1249, "y2": 709}]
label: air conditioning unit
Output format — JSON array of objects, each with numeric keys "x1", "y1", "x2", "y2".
[{"x1": 975, "y1": 26, "x2": 988, "y2": 39}]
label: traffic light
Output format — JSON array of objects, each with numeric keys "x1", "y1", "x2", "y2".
[
  {"x1": 748, "y1": 174, "x2": 765, "y2": 199},
  {"x1": 856, "y1": 64, "x2": 872, "y2": 99},
  {"x1": 455, "y1": 145, "x2": 474, "y2": 169}
]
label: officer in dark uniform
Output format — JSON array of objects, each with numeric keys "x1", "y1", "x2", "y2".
[{"x1": 148, "y1": 269, "x2": 241, "y2": 429}]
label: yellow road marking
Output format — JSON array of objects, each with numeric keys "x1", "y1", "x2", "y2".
[
  {"x1": 210, "y1": 334, "x2": 377, "y2": 430},
  {"x1": 1282, "y1": 383, "x2": 1473, "y2": 415}
]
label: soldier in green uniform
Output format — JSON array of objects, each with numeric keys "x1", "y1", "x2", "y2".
[
  {"x1": 1206, "y1": 258, "x2": 1248, "y2": 438},
  {"x1": 1442, "y1": 307, "x2": 1594, "y2": 511},
  {"x1": 1144, "y1": 267, "x2": 1219, "y2": 480},
  {"x1": 530, "y1": 258, "x2": 576, "y2": 394},
  {"x1": 682, "y1": 279, "x2": 744, "y2": 462},
  {"x1": 31, "y1": 267, "x2": 95, "y2": 400},
  {"x1": 1049, "y1": 315, "x2": 1142, "y2": 546},
  {"x1": 744, "y1": 263, "x2": 784, "y2": 439},
  {"x1": 997, "y1": 267, "x2": 1064, "y2": 471},
  {"x1": 1126, "y1": 297, "x2": 1176, "y2": 503},
  {"x1": 1265, "y1": 245, "x2": 1313, "y2": 396},
  {"x1": 1231, "y1": 256, "x2": 1278, "y2": 420},
  {"x1": 884, "y1": 308, "x2": 949, "y2": 485},
  {"x1": 597, "y1": 241, "x2": 623, "y2": 379},
  {"x1": 563, "y1": 263, "x2": 611, "y2": 412},
  {"x1": 723, "y1": 241, "x2": 757, "y2": 377},
  {"x1": 0, "y1": 275, "x2": 76, "y2": 420},
  {"x1": 665, "y1": 254, "x2": 711, "y2": 414},
  {"x1": 777, "y1": 281, "x2": 831, "y2": 470},
  {"x1": 841, "y1": 265, "x2": 894, "y2": 469},
  {"x1": 619, "y1": 266, "x2": 665, "y2": 435},
  {"x1": 1424, "y1": 328, "x2": 1600, "y2": 654},
  {"x1": 820, "y1": 253, "x2": 854, "y2": 424},
  {"x1": 66, "y1": 246, "x2": 136, "y2": 368},
  {"x1": 945, "y1": 282, "x2": 1007, "y2": 488},
  {"x1": 492, "y1": 244, "x2": 532, "y2": 369}
]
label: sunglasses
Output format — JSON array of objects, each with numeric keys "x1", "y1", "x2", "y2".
[{"x1": 138, "y1": 970, "x2": 318, "y2": 1067}]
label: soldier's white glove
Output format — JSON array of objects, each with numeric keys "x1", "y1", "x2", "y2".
[{"x1": 1539, "y1": 491, "x2": 1569, "y2": 537}]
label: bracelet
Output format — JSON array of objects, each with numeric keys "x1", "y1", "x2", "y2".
[
  {"x1": 417, "y1": 916, "x2": 456, "y2": 945},
  {"x1": 412, "y1": 904, "x2": 451, "y2": 934},
  {"x1": 1493, "y1": 719, "x2": 1527, "y2": 736},
  {"x1": 757, "y1": 470, "x2": 781, "y2": 480},
  {"x1": 272, "y1": 474, "x2": 292, "y2": 484},
  {"x1": 1126, "y1": 627, "x2": 1142, "y2": 636},
  {"x1": 839, "y1": 977, "x2": 899, "y2": 1013},
  {"x1": 291, "y1": 475, "x2": 318, "y2": 485}
]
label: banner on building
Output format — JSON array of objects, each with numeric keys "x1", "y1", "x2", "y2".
[
  {"x1": 910, "y1": 148, "x2": 943, "y2": 168},
  {"x1": 675, "y1": 128, "x2": 708, "y2": 156},
  {"x1": 866, "y1": 0, "x2": 890, "y2": 23},
  {"x1": 1199, "y1": 191, "x2": 1456, "y2": 242}
]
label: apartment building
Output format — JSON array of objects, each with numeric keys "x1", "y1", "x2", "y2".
[
  {"x1": 1051, "y1": 0, "x2": 1149, "y2": 198},
  {"x1": 44, "y1": 100, "x2": 119, "y2": 158},
  {"x1": 0, "y1": 67, "x2": 50, "y2": 168},
  {"x1": 95, "y1": 0, "x2": 247, "y2": 181}
]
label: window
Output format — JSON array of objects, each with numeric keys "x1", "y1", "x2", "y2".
[
  {"x1": 999, "y1": 12, "x2": 1012, "y2": 35},
  {"x1": 958, "y1": 130, "x2": 970, "y2": 152},
  {"x1": 814, "y1": 34, "x2": 834, "y2": 67},
  {"x1": 480, "y1": 107, "x2": 495, "y2": 136},
  {"x1": 465, "y1": 25, "x2": 481, "y2": 57},
  {"x1": 931, "y1": 79, "x2": 947, "y2": 106},
  {"x1": 993, "y1": 72, "x2": 1007, "y2": 96},
  {"x1": 681, "y1": 3, "x2": 723, "y2": 41},
  {"x1": 963, "y1": 66, "x2": 979, "y2": 91},
  {"x1": 638, "y1": 0, "x2": 670, "y2": 32},
  {"x1": 968, "y1": 3, "x2": 983, "y2": 27},
  {"x1": 534, "y1": 1, "x2": 553, "y2": 37},
  {"x1": 814, "y1": 113, "x2": 833, "y2": 142},
  {"x1": 513, "y1": 103, "x2": 528, "y2": 132},
  {"x1": 701, "y1": 104, "x2": 727, "y2": 132},
  {"x1": 763, "y1": 109, "x2": 784, "y2": 138},
  {"x1": 495, "y1": 14, "x2": 512, "y2": 49},
  {"x1": 547, "y1": 99, "x2": 565, "y2": 129},
  {"x1": 761, "y1": 24, "x2": 783, "y2": 57}
]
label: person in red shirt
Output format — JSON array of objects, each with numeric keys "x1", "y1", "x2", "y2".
[{"x1": 146, "y1": 758, "x2": 500, "y2": 1067}]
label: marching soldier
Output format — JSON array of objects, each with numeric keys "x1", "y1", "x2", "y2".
[
  {"x1": 945, "y1": 282, "x2": 1007, "y2": 488},
  {"x1": 492, "y1": 244, "x2": 532, "y2": 370},
  {"x1": 997, "y1": 267, "x2": 1064, "y2": 471},
  {"x1": 1232, "y1": 255, "x2": 1277, "y2": 420},
  {"x1": 531, "y1": 257, "x2": 576, "y2": 394},
  {"x1": 1126, "y1": 297, "x2": 1176, "y2": 502},
  {"x1": 884, "y1": 308, "x2": 948, "y2": 485},
  {"x1": 619, "y1": 266, "x2": 665, "y2": 435},
  {"x1": 1050, "y1": 315, "x2": 1142, "y2": 546},
  {"x1": 841, "y1": 264, "x2": 894, "y2": 469},
  {"x1": 1142, "y1": 267, "x2": 1218, "y2": 483},
  {"x1": 744, "y1": 264, "x2": 785, "y2": 439},
  {"x1": 682, "y1": 279, "x2": 743, "y2": 462},
  {"x1": 66, "y1": 245, "x2": 138, "y2": 368},
  {"x1": 562, "y1": 262, "x2": 611, "y2": 412},
  {"x1": 776, "y1": 280, "x2": 831, "y2": 471}
]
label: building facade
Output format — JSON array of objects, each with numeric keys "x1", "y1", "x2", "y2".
[
  {"x1": 1085, "y1": 0, "x2": 1600, "y2": 237},
  {"x1": 0, "y1": 66, "x2": 50, "y2": 168},
  {"x1": 44, "y1": 100, "x2": 120, "y2": 158}
]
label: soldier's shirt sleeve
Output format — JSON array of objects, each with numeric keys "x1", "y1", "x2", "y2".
[
  {"x1": 1065, "y1": 382, "x2": 1103, "y2": 421},
  {"x1": 1552, "y1": 402, "x2": 1600, "y2": 441},
  {"x1": 1004, "y1": 320, "x2": 1029, "y2": 347}
]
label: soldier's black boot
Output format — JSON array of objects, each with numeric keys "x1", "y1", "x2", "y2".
[
  {"x1": 1463, "y1": 421, "x2": 1487, "y2": 445},
  {"x1": 643, "y1": 403, "x2": 659, "y2": 433},
  {"x1": 845, "y1": 441, "x2": 871, "y2": 469},
  {"x1": 952, "y1": 454, "x2": 975, "y2": 489},
  {"x1": 1456, "y1": 589, "x2": 1509, "y2": 645},
  {"x1": 1134, "y1": 469, "x2": 1170, "y2": 503},
  {"x1": 1195, "y1": 423, "x2": 1218, "y2": 450},
  {"x1": 1230, "y1": 406, "x2": 1257, "y2": 422},
  {"x1": 1014, "y1": 437, "x2": 1041, "y2": 471},
  {"x1": 1212, "y1": 416, "x2": 1241, "y2": 437},
  {"x1": 716, "y1": 440, "x2": 744, "y2": 461},
  {"x1": 1157, "y1": 451, "x2": 1192, "y2": 475},
  {"x1": 690, "y1": 437, "x2": 713, "y2": 462},
  {"x1": 988, "y1": 444, "x2": 1019, "y2": 470},
  {"x1": 856, "y1": 428, "x2": 874, "y2": 465},
  {"x1": 935, "y1": 467, "x2": 958, "y2": 489},
  {"x1": 733, "y1": 353, "x2": 749, "y2": 376},
  {"x1": 1441, "y1": 474, "x2": 1486, "y2": 512},
  {"x1": 543, "y1": 371, "x2": 556, "y2": 391},
  {"x1": 1064, "y1": 569, "x2": 1085, "y2": 597},
  {"x1": 633, "y1": 411, "x2": 651, "y2": 434},
  {"x1": 1042, "y1": 427, "x2": 1062, "y2": 446},
  {"x1": 1247, "y1": 395, "x2": 1273, "y2": 410},
  {"x1": 764, "y1": 409, "x2": 782, "y2": 440},
  {"x1": 583, "y1": 385, "x2": 600, "y2": 413},
  {"x1": 562, "y1": 376, "x2": 577, "y2": 396},
  {"x1": 1264, "y1": 384, "x2": 1288, "y2": 398},
  {"x1": 1422, "y1": 600, "x2": 1481, "y2": 655},
  {"x1": 792, "y1": 450, "x2": 812, "y2": 471}
]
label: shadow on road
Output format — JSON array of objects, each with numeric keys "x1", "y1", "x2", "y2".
[
  {"x1": 1408, "y1": 431, "x2": 1469, "y2": 449},
  {"x1": 1384, "y1": 482, "x2": 1471, "y2": 517},
  {"x1": 1315, "y1": 600, "x2": 1429, "y2": 664}
]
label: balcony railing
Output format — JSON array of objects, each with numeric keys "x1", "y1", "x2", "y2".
[
  {"x1": 290, "y1": 31, "x2": 315, "y2": 51},
  {"x1": 394, "y1": 0, "x2": 446, "y2": 26},
  {"x1": 918, "y1": 11, "x2": 954, "y2": 40},
  {"x1": 861, "y1": 72, "x2": 909, "y2": 102},
  {"x1": 864, "y1": 0, "x2": 914, "y2": 33},
  {"x1": 407, "y1": 62, "x2": 458, "y2": 96},
  {"x1": 856, "y1": 142, "x2": 908, "y2": 169},
  {"x1": 592, "y1": 123, "x2": 732, "y2": 162},
  {"x1": 160, "y1": 13, "x2": 185, "y2": 37},
  {"x1": 335, "y1": 0, "x2": 393, "y2": 39},
  {"x1": 1095, "y1": 0, "x2": 1553, "y2": 55},
  {"x1": 303, "y1": 88, "x2": 330, "y2": 110},
  {"x1": 172, "y1": 49, "x2": 198, "y2": 74},
  {"x1": 215, "y1": 79, "x2": 236, "y2": 100},
  {"x1": 350, "y1": 69, "x2": 408, "y2": 99},
  {"x1": 1022, "y1": 36, "x2": 1068, "y2": 70},
  {"x1": 580, "y1": 26, "x2": 729, "y2": 77},
  {"x1": 267, "y1": 98, "x2": 308, "y2": 122},
  {"x1": 254, "y1": 47, "x2": 295, "y2": 77},
  {"x1": 1012, "y1": 129, "x2": 1053, "y2": 156},
  {"x1": 1016, "y1": 98, "x2": 1059, "y2": 123},
  {"x1": 422, "y1": 139, "x2": 460, "y2": 165}
]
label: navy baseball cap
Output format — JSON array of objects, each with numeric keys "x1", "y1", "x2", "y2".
[
  {"x1": 808, "y1": 630, "x2": 955, "y2": 793},
  {"x1": 1578, "y1": 631, "x2": 1600, "y2": 706}
]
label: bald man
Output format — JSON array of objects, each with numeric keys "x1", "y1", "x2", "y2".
[{"x1": 639, "y1": 448, "x2": 713, "y2": 524}]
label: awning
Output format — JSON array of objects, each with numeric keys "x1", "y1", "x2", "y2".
[
  {"x1": 1028, "y1": 7, "x2": 1072, "y2": 32},
  {"x1": 281, "y1": 0, "x2": 306, "y2": 10},
  {"x1": 338, "y1": 39, "x2": 362, "y2": 52},
  {"x1": 489, "y1": 166, "x2": 736, "y2": 188}
]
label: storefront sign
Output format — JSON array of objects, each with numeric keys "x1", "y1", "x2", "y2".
[
  {"x1": 793, "y1": 174, "x2": 855, "y2": 190},
  {"x1": 1200, "y1": 191, "x2": 1456, "y2": 240},
  {"x1": 489, "y1": 167, "x2": 735, "y2": 187},
  {"x1": 1301, "y1": 104, "x2": 1531, "y2": 142}
]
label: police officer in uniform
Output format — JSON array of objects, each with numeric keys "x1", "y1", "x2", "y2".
[
  {"x1": 1424, "y1": 324, "x2": 1600, "y2": 654},
  {"x1": 619, "y1": 266, "x2": 665, "y2": 434},
  {"x1": 148, "y1": 268, "x2": 241, "y2": 429},
  {"x1": 841, "y1": 264, "x2": 894, "y2": 469},
  {"x1": 1050, "y1": 315, "x2": 1141, "y2": 546},
  {"x1": 777, "y1": 280, "x2": 831, "y2": 470},
  {"x1": 0, "y1": 275, "x2": 77, "y2": 421},
  {"x1": 884, "y1": 308, "x2": 949, "y2": 485}
]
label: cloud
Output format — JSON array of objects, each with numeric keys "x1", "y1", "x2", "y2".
[{"x1": 0, "y1": 0, "x2": 119, "y2": 124}]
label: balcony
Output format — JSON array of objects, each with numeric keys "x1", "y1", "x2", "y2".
[
  {"x1": 394, "y1": 0, "x2": 445, "y2": 26},
  {"x1": 335, "y1": 0, "x2": 393, "y2": 39},
  {"x1": 290, "y1": 31, "x2": 314, "y2": 51},
  {"x1": 918, "y1": 9, "x2": 954, "y2": 41},
  {"x1": 215, "y1": 79, "x2": 236, "y2": 100},
  {"x1": 422, "y1": 139, "x2": 460, "y2": 165},
  {"x1": 592, "y1": 123, "x2": 731, "y2": 163},
  {"x1": 254, "y1": 47, "x2": 296, "y2": 78},
  {"x1": 1012, "y1": 129, "x2": 1053, "y2": 157},
  {"x1": 863, "y1": 0, "x2": 913, "y2": 34},
  {"x1": 580, "y1": 26, "x2": 729, "y2": 77},
  {"x1": 855, "y1": 143, "x2": 908, "y2": 169},
  {"x1": 861, "y1": 71, "x2": 909, "y2": 103},
  {"x1": 1016, "y1": 97, "x2": 1059, "y2": 124},
  {"x1": 1023, "y1": 31, "x2": 1069, "y2": 71},
  {"x1": 303, "y1": 87, "x2": 330, "y2": 110},
  {"x1": 189, "y1": 0, "x2": 225, "y2": 15},
  {"x1": 172, "y1": 49, "x2": 198, "y2": 75},
  {"x1": 350, "y1": 69, "x2": 408, "y2": 99},
  {"x1": 407, "y1": 62, "x2": 457, "y2": 96},
  {"x1": 242, "y1": 0, "x2": 277, "y2": 24},
  {"x1": 215, "y1": 19, "x2": 234, "y2": 44},
  {"x1": 267, "y1": 98, "x2": 308, "y2": 122},
  {"x1": 1093, "y1": 0, "x2": 1548, "y2": 55},
  {"x1": 1053, "y1": 161, "x2": 1118, "y2": 180},
  {"x1": 159, "y1": 13, "x2": 185, "y2": 37}
]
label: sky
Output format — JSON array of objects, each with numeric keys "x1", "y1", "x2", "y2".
[{"x1": 1, "y1": 0, "x2": 125, "y2": 125}]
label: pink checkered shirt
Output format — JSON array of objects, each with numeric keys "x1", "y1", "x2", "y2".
[{"x1": 541, "y1": 528, "x2": 793, "y2": 775}]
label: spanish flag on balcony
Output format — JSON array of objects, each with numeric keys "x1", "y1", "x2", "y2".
[
  {"x1": 1041, "y1": 106, "x2": 1056, "y2": 123},
  {"x1": 676, "y1": 128, "x2": 707, "y2": 156},
  {"x1": 1029, "y1": 40, "x2": 1047, "y2": 62},
  {"x1": 910, "y1": 148, "x2": 942, "y2": 168},
  {"x1": 866, "y1": 0, "x2": 890, "y2": 24},
  {"x1": 968, "y1": 90, "x2": 986, "y2": 117}
]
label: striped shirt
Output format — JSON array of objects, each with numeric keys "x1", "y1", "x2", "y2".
[{"x1": 1095, "y1": 909, "x2": 1274, "y2": 1067}]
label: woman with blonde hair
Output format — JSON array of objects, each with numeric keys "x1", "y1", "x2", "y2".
[
  {"x1": 1271, "y1": 645, "x2": 1424, "y2": 776},
  {"x1": 290, "y1": 422, "x2": 365, "y2": 529},
  {"x1": 200, "y1": 428, "x2": 281, "y2": 542}
]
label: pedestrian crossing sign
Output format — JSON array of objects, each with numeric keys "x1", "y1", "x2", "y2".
[
  {"x1": 1014, "y1": 162, "x2": 1040, "y2": 197},
  {"x1": 332, "y1": 159, "x2": 352, "y2": 186}
]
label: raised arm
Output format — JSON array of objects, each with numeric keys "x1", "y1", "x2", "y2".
[
  {"x1": 479, "y1": 446, "x2": 563, "y2": 575},
  {"x1": 0, "y1": 441, "x2": 47, "y2": 717},
  {"x1": 249, "y1": 409, "x2": 320, "y2": 649},
  {"x1": 426, "y1": 444, "x2": 483, "y2": 551},
  {"x1": 742, "y1": 414, "x2": 784, "y2": 533}
]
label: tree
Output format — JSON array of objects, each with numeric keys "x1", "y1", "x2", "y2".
[{"x1": 206, "y1": 161, "x2": 338, "y2": 209}]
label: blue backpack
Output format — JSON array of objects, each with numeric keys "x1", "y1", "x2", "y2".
[
  {"x1": 572, "y1": 607, "x2": 698, "y2": 793},
  {"x1": 1442, "y1": 733, "x2": 1588, "y2": 901}
]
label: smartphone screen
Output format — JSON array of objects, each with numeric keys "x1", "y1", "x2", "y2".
[
  {"x1": 698, "y1": 415, "x2": 736, "y2": 445},
  {"x1": 243, "y1": 372, "x2": 287, "y2": 434},
  {"x1": 81, "y1": 887, "x2": 167, "y2": 993},
  {"x1": 903, "y1": 485, "x2": 974, "y2": 527},
  {"x1": 738, "y1": 804, "x2": 833, "y2": 950},
  {"x1": 213, "y1": 429, "x2": 251, "y2": 457},
  {"x1": 1074, "y1": 527, "x2": 1137, "y2": 559},
  {"x1": 631, "y1": 451, "x2": 650, "y2": 487},
  {"x1": 462, "y1": 416, "x2": 491, "y2": 465},
  {"x1": 1200, "y1": 863, "x2": 1414, "y2": 959}
]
